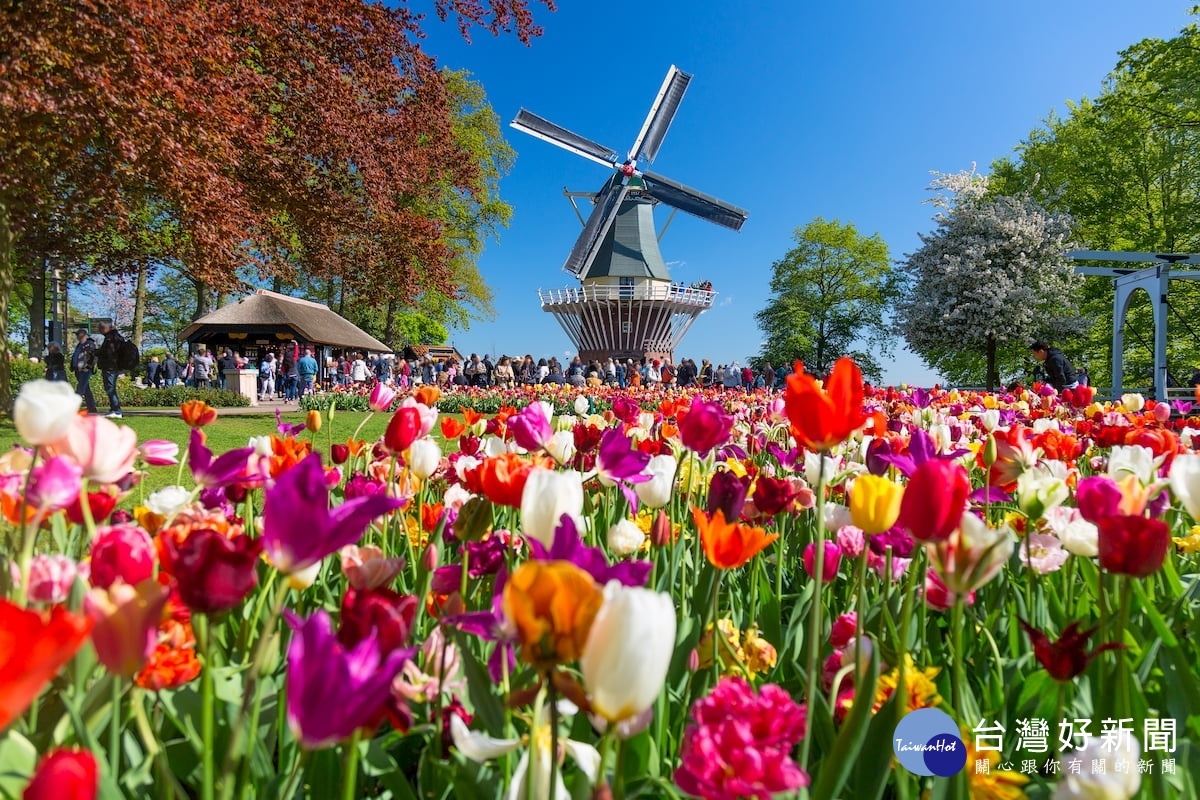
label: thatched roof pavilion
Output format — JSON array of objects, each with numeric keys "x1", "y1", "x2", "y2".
[{"x1": 181, "y1": 290, "x2": 389, "y2": 359}]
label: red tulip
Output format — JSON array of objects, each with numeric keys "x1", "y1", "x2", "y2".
[
  {"x1": 23, "y1": 748, "x2": 98, "y2": 800},
  {"x1": 897, "y1": 459, "x2": 970, "y2": 542},
  {"x1": 784, "y1": 358, "x2": 868, "y2": 452},
  {"x1": 337, "y1": 587, "x2": 418, "y2": 656},
  {"x1": 1098, "y1": 515, "x2": 1171, "y2": 577},
  {"x1": 330, "y1": 443, "x2": 350, "y2": 465},
  {"x1": 678, "y1": 398, "x2": 734, "y2": 456},
  {"x1": 0, "y1": 602, "x2": 92, "y2": 731},
  {"x1": 1019, "y1": 620, "x2": 1122, "y2": 681},
  {"x1": 750, "y1": 475, "x2": 799, "y2": 517},
  {"x1": 65, "y1": 491, "x2": 118, "y2": 526},
  {"x1": 384, "y1": 406, "x2": 422, "y2": 453},
  {"x1": 89, "y1": 524, "x2": 156, "y2": 590},
  {"x1": 167, "y1": 531, "x2": 262, "y2": 614}
]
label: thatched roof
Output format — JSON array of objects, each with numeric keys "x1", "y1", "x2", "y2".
[{"x1": 181, "y1": 290, "x2": 389, "y2": 352}]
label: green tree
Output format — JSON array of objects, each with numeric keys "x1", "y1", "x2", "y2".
[
  {"x1": 897, "y1": 171, "x2": 1086, "y2": 389},
  {"x1": 991, "y1": 11, "x2": 1200, "y2": 388},
  {"x1": 755, "y1": 218, "x2": 897, "y2": 383}
]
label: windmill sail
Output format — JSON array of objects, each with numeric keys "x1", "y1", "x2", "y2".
[
  {"x1": 511, "y1": 109, "x2": 619, "y2": 168},
  {"x1": 640, "y1": 170, "x2": 748, "y2": 231},
  {"x1": 629, "y1": 66, "x2": 692, "y2": 165},
  {"x1": 562, "y1": 176, "x2": 630, "y2": 276}
]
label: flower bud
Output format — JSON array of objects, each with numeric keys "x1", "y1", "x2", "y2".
[{"x1": 305, "y1": 410, "x2": 322, "y2": 433}]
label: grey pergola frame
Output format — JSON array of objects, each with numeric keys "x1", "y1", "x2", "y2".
[{"x1": 1069, "y1": 250, "x2": 1200, "y2": 400}]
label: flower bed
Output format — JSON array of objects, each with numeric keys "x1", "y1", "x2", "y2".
[{"x1": 3, "y1": 369, "x2": 1198, "y2": 799}]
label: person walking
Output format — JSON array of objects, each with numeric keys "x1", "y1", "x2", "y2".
[
  {"x1": 70, "y1": 328, "x2": 98, "y2": 414},
  {"x1": 298, "y1": 347, "x2": 319, "y2": 395},
  {"x1": 44, "y1": 344, "x2": 67, "y2": 382},
  {"x1": 146, "y1": 356, "x2": 161, "y2": 388},
  {"x1": 95, "y1": 321, "x2": 124, "y2": 418},
  {"x1": 193, "y1": 348, "x2": 215, "y2": 389},
  {"x1": 162, "y1": 353, "x2": 180, "y2": 386}
]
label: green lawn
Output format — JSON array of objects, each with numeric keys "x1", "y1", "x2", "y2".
[{"x1": 0, "y1": 409, "x2": 405, "y2": 501}]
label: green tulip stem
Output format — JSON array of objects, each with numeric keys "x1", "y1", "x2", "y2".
[
  {"x1": 340, "y1": 729, "x2": 362, "y2": 800},
  {"x1": 614, "y1": 733, "x2": 629, "y2": 800},
  {"x1": 281, "y1": 750, "x2": 309, "y2": 800},
  {"x1": 198, "y1": 615, "x2": 216, "y2": 800},
  {"x1": 548, "y1": 676, "x2": 561, "y2": 800},
  {"x1": 350, "y1": 411, "x2": 374, "y2": 447},
  {"x1": 798, "y1": 453, "x2": 828, "y2": 773},
  {"x1": 950, "y1": 597, "x2": 969, "y2": 796},
  {"x1": 1114, "y1": 576, "x2": 1133, "y2": 719},
  {"x1": 855, "y1": 546, "x2": 869, "y2": 683},
  {"x1": 14, "y1": 448, "x2": 40, "y2": 607},
  {"x1": 109, "y1": 676, "x2": 123, "y2": 778}
]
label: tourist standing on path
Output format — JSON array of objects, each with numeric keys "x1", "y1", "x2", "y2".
[
  {"x1": 44, "y1": 344, "x2": 67, "y2": 382},
  {"x1": 298, "y1": 347, "x2": 319, "y2": 395},
  {"x1": 146, "y1": 356, "x2": 161, "y2": 387},
  {"x1": 70, "y1": 329, "x2": 99, "y2": 414},
  {"x1": 193, "y1": 349, "x2": 215, "y2": 389},
  {"x1": 95, "y1": 321, "x2": 124, "y2": 418},
  {"x1": 162, "y1": 354, "x2": 180, "y2": 386}
]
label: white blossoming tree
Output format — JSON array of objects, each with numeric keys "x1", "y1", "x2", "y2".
[{"x1": 897, "y1": 170, "x2": 1088, "y2": 388}]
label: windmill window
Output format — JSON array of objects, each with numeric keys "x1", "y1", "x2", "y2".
[{"x1": 619, "y1": 277, "x2": 634, "y2": 298}]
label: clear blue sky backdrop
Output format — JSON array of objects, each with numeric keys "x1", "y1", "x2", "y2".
[{"x1": 417, "y1": 0, "x2": 1192, "y2": 385}]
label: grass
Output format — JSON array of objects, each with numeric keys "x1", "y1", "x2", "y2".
[{"x1": 0, "y1": 409, "x2": 406, "y2": 502}]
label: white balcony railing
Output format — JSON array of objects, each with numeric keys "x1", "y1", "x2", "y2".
[{"x1": 538, "y1": 284, "x2": 717, "y2": 308}]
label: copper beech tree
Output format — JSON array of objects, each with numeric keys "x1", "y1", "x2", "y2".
[{"x1": 0, "y1": 0, "x2": 550, "y2": 408}]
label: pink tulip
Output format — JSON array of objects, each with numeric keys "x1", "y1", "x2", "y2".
[
  {"x1": 27, "y1": 456, "x2": 83, "y2": 512},
  {"x1": 23, "y1": 555, "x2": 80, "y2": 605},
  {"x1": 369, "y1": 383, "x2": 398, "y2": 413},
  {"x1": 138, "y1": 440, "x2": 180, "y2": 466},
  {"x1": 85, "y1": 579, "x2": 169, "y2": 677},
  {"x1": 340, "y1": 544, "x2": 405, "y2": 590},
  {"x1": 47, "y1": 416, "x2": 138, "y2": 485},
  {"x1": 89, "y1": 525, "x2": 156, "y2": 590},
  {"x1": 803, "y1": 541, "x2": 842, "y2": 583}
]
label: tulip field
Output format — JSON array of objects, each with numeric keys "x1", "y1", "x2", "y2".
[{"x1": 3, "y1": 362, "x2": 1200, "y2": 800}]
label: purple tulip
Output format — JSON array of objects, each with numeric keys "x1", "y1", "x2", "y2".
[
  {"x1": 706, "y1": 468, "x2": 749, "y2": 521},
  {"x1": 875, "y1": 428, "x2": 968, "y2": 478},
  {"x1": 1173, "y1": 400, "x2": 1193, "y2": 416},
  {"x1": 443, "y1": 570, "x2": 516, "y2": 682},
  {"x1": 28, "y1": 456, "x2": 83, "y2": 512},
  {"x1": 595, "y1": 428, "x2": 651, "y2": 484},
  {"x1": 528, "y1": 515, "x2": 651, "y2": 587},
  {"x1": 189, "y1": 429, "x2": 255, "y2": 490},
  {"x1": 275, "y1": 408, "x2": 307, "y2": 438},
  {"x1": 284, "y1": 609, "x2": 413, "y2": 749},
  {"x1": 262, "y1": 453, "x2": 403, "y2": 574},
  {"x1": 509, "y1": 401, "x2": 552, "y2": 452}
]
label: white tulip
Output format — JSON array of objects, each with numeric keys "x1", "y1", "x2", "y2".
[
  {"x1": 1119, "y1": 393, "x2": 1145, "y2": 413},
  {"x1": 803, "y1": 450, "x2": 842, "y2": 486},
  {"x1": 454, "y1": 455, "x2": 480, "y2": 483},
  {"x1": 442, "y1": 483, "x2": 473, "y2": 511},
  {"x1": 823, "y1": 502, "x2": 852, "y2": 533},
  {"x1": 574, "y1": 395, "x2": 590, "y2": 416},
  {"x1": 1107, "y1": 445, "x2": 1158, "y2": 485},
  {"x1": 931, "y1": 512, "x2": 1014, "y2": 594},
  {"x1": 634, "y1": 454, "x2": 676, "y2": 509},
  {"x1": 14, "y1": 379, "x2": 81, "y2": 445},
  {"x1": 1016, "y1": 467, "x2": 1070, "y2": 519},
  {"x1": 145, "y1": 485, "x2": 192, "y2": 518},
  {"x1": 1169, "y1": 453, "x2": 1200, "y2": 521},
  {"x1": 606, "y1": 518, "x2": 645, "y2": 557},
  {"x1": 1044, "y1": 506, "x2": 1099, "y2": 557},
  {"x1": 1051, "y1": 736, "x2": 1140, "y2": 800},
  {"x1": 1180, "y1": 426, "x2": 1200, "y2": 450},
  {"x1": 248, "y1": 435, "x2": 273, "y2": 457},
  {"x1": 581, "y1": 582, "x2": 676, "y2": 724},
  {"x1": 545, "y1": 430, "x2": 577, "y2": 465},
  {"x1": 407, "y1": 438, "x2": 441, "y2": 480},
  {"x1": 520, "y1": 468, "x2": 584, "y2": 547},
  {"x1": 483, "y1": 436, "x2": 508, "y2": 458}
]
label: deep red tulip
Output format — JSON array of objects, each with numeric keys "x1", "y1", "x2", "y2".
[
  {"x1": 65, "y1": 492, "x2": 118, "y2": 526},
  {"x1": 784, "y1": 358, "x2": 868, "y2": 452},
  {"x1": 1019, "y1": 619, "x2": 1123, "y2": 681},
  {"x1": 338, "y1": 587, "x2": 418, "y2": 655},
  {"x1": 330, "y1": 443, "x2": 350, "y2": 465},
  {"x1": 897, "y1": 459, "x2": 970, "y2": 542},
  {"x1": 23, "y1": 748, "x2": 98, "y2": 800},
  {"x1": 750, "y1": 475, "x2": 798, "y2": 517},
  {"x1": 1098, "y1": 515, "x2": 1171, "y2": 577},
  {"x1": 679, "y1": 398, "x2": 734, "y2": 456},
  {"x1": 383, "y1": 406, "x2": 422, "y2": 453},
  {"x1": 167, "y1": 531, "x2": 262, "y2": 614},
  {"x1": 706, "y1": 469, "x2": 750, "y2": 521}
]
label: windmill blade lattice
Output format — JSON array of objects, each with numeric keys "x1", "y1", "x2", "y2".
[
  {"x1": 640, "y1": 170, "x2": 749, "y2": 231},
  {"x1": 628, "y1": 66, "x2": 692, "y2": 165},
  {"x1": 511, "y1": 109, "x2": 619, "y2": 168}
]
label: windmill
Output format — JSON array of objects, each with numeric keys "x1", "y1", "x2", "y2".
[{"x1": 513, "y1": 66, "x2": 748, "y2": 364}]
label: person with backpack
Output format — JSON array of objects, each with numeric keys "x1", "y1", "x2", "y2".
[
  {"x1": 71, "y1": 328, "x2": 99, "y2": 414},
  {"x1": 95, "y1": 321, "x2": 128, "y2": 418}
]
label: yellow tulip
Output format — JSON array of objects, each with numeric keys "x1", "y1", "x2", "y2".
[{"x1": 848, "y1": 474, "x2": 904, "y2": 534}]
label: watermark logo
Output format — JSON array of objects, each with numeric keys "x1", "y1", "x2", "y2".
[{"x1": 894, "y1": 708, "x2": 966, "y2": 777}]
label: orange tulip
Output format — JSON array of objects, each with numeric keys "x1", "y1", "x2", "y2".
[
  {"x1": 692, "y1": 507, "x2": 779, "y2": 570},
  {"x1": 502, "y1": 560, "x2": 604, "y2": 668},
  {"x1": 477, "y1": 452, "x2": 534, "y2": 508},
  {"x1": 413, "y1": 385, "x2": 441, "y2": 407},
  {"x1": 180, "y1": 400, "x2": 218, "y2": 428},
  {"x1": 440, "y1": 417, "x2": 467, "y2": 440},
  {"x1": 0, "y1": 601, "x2": 93, "y2": 730},
  {"x1": 784, "y1": 358, "x2": 868, "y2": 452},
  {"x1": 305, "y1": 410, "x2": 322, "y2": 433},
  {"x1": 267, "y1": 435, "x2": 313, "y2": 478},
  {"x1": 461, "y1": 408, "x2": 484, "y2": 428},
  {"x1": 420, "y1": 502, "x2": 446, "y2": 533}
]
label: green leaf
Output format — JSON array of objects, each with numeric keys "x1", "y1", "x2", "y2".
[
  {"x1": 456, "y1": 631, "x2": 505, "y2": 736},
  {"x1": 811, "y1": 642, "x2": 880, "y2": 800},
  {"x1": 0, "y1": 731, "x2": 38, "y2": 798}
]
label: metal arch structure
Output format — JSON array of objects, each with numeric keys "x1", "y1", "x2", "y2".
[{"x1": 1069, "y1": 250, "x2": 1200, "y2": 399}]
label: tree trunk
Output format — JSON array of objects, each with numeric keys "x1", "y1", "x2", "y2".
[
  {"x1": 384, "y1": 298, "x2": 397, "y2": 350},
  {"x1": 0, "y1": 201, "x2": 15, "y2": 413},
  {"x1": 986, "y1": 334, "x2": 998, "y2": 391},
  {"x1": 337, "y1": 278, "x2": 346, "y2": 317},
  {"x1": 132, "y1": 262, "x2": 147, "y2": 348},
  {"x1": 193, "y1": 278, "x2": 212, "y2": 319},
  {"x1": 28, "y1": 257, "x2": 45, "y2": 357}
]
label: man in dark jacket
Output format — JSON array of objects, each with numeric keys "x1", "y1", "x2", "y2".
[
  {"x1": 71, "y1": 328, "x2": 98, "y2": 414},
  {"x1": 95, "y1": 321, "x2": 123, "y2": 418},
  {"x1": 1030, "y1": 341, "x2": 1078, "y2": 391},
  {"x1": 162, "y1": 354, "x2": 180, "y2": 386}
]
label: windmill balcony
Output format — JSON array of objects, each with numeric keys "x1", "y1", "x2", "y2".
[{"x1": 538, "y1": 283, "x2": 716, "y2": 309}]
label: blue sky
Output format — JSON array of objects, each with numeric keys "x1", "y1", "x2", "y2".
[{"x1": 419, "y1": 0, "x2": 1191, "y2": 385}]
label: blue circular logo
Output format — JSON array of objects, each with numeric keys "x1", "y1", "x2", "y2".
[{"x1": 893, "y1": 709, "x2": 965, "y2": 777}]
